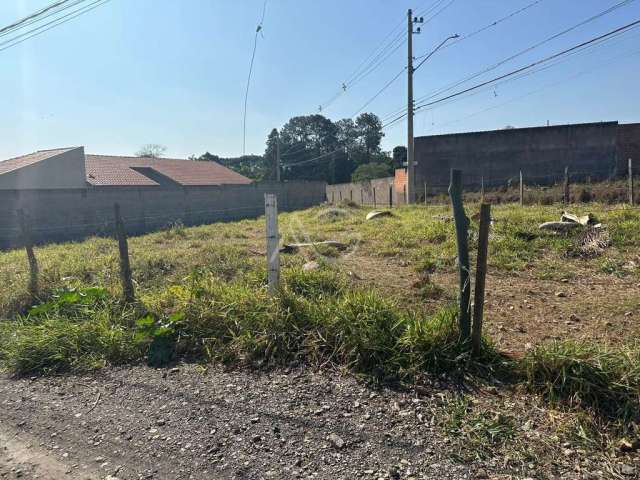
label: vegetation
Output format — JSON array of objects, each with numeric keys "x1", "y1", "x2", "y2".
[
  {"x1": 0, "y1": 201, "x2": 638, "y2": 440},
  {"x1": 195, "y1": 112, "x2": 397, "y2": 183},
  {"x1": 351, "y1": 162, "x2": 392, "y2": 182}
]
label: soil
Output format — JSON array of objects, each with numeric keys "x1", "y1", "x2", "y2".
[{"x1": 340, "y1": 254, "x2": 640, "y2": 353}]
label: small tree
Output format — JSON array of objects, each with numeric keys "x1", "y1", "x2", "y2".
[
  {"x1": 351, "y1": 162, "x2": 391, "y2": 183},
  {"x1": 136, "y1": 144, "x2": 167, "y2": 158}
]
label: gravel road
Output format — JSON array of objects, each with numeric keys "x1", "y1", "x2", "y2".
[{"x1": 0, "y1": 365, "x2": 470, "y2": 480}]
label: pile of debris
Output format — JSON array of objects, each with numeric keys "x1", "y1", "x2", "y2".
[{"x1": 539, "y1": 211, "x2": 611, "y2": 257}]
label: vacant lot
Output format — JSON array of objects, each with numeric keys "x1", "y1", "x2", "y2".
[{"x1": 0, "y1": 201, "x2": 639, "y2": 479}]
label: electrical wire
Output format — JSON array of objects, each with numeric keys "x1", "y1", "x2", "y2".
[
  {"x1": 0, "y1": 0, "x2": 72, "y2": 35},
  {"x1": 0, "y1": 0, "x2": 89, "y2": 38},
  {"x1": 413, "y1": 18, "x2": 640, "y2": 113},
  {"x1": 242, "y1": 0, "x2": 268, "y2": 155},
  {"x1": 422, "y1": 45, "x2": 640, "y2": 134},
  {"x1": 381, "y1": 0, "x2": 635, "y2": 124},
  {"x1": 414, "y1": 0, "x2": 544, "y2": 59},
  {"x1": 0, "y1": 0, "x2": 111, "y2": 53},
  {"x1": 414, "y1": 0, "x2": 636, "y2": 105}
]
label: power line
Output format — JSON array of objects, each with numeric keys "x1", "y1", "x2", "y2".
[
  {"x1": 414, "y1": 0, "x2": 636, "y2": 105},
  {"x1": 0, "y1": 0, "x2": 89, "y2": 39},
  {"x1": 413, "y1": 18, "x2": 640, "y2": 112},
  {"x1": 242, "y1": 0, "x2": 268, "y2": 155},
  {"x1": 0, "y1": 0, "x2": 72, "y2": 35},
  {"x1": 0, "y1": 0, "x2": 111, "y2": 53},
  {"x1": 422, "y1": 45, "x2": 640, "y2": 134},
  {"x1": 414, "y1": 0, "x2": 544, "y2": 60},
  {"x1": 352, "y1": 67, "x2": 406, "y2": 117},
  {"x1": 381, "y1": 0, "x2": 636, "y2": 124}
]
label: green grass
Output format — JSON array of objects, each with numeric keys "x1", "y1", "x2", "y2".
[
  {"x1": 0, "y1": 201, "x2": 638, "y2": 430},
  {"x1": 0, "y1": 266, "x2": 503, "y2": 379},
  {"x1": 522, "y1": 341, "x2": 640, "y2": 422}
]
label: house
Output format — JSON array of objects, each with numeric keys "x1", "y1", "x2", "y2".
[
  {"x1": 0, "y1": 146, "x2": 325, "y2": 248},
  {"x1": 0, "y1": 147, "x2": 252, "y2": 190}
]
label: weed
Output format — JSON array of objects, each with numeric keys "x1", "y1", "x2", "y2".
[
  {"x1": 440, "y1": 395, "x2": 517, "y2": 461},
  {"x1": 522, "y1": 341, "x2": 640, "y2": 422}
]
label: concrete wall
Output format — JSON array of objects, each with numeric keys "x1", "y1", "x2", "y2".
[
  {"x1": 414, "y1": 122, "x2": 620, "y2": 191},
  {"x1": 0, "y1": 147, "x2": 86, "y2": 190},
  {"x1": 326, "y1": 177, "x2": 402, "y2": 207},
  {"x1": 0, "y1": 181, "x2": 326, "y2": 249},
  {"x1": 617, "y1": 123, "x2": 640, "y2": 169}
]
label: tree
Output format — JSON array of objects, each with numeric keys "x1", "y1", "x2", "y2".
[
  {"x1": 392, "y1": 146, "x2": 407, "y2": 170},
  {"x1": 136, "y1": 144, "x2": 167, "y2": 158},
  {"x1": 195, "y1": 151, "x2": 266, "y2": 181},
  {"x1": 263, "y1": 128, "x2": 280, "y2": 181},
  {"x1": 351, "y1": 162, "x2": 392, "y2": 183},
  {"x1": 279, "y1": 114, "x2": 338, "y2": 183},
  {"x1": 355, "y1": 113, "x2": 384, "y2": 164}
]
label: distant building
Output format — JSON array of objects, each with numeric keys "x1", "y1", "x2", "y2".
[
  {"x1": 0, "y1": 147, "x2": 252, "y2": 190},
  {"x1": 413, "y1": 121, "x2": 640, "y2": 190}
]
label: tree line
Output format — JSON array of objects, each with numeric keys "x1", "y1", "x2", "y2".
[{"x1": 193, "y1": 113, "x2": 407, "y2": 184}]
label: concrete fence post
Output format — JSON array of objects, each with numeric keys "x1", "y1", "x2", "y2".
[
  {"x1": 114, "y1": 203, "x2": 134, "y2": 303},
  {"x1": 519, "y1": 171, "x2": 524, "y2": 207},
  {"x1": 563, "y1": 166, "x2": 570, "y2": 204},
  {"x1": 265, "y1": 194, "x2": 280, "y2": 295},
  {"x1": 17, "y1": 209, "x2": 38, "y2": 299}
]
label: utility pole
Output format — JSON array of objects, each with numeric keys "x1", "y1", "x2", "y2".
[{"x1": 407, "y1": 10, "x2": 423, "y2": 204}]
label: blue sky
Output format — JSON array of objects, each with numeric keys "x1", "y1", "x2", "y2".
[{"x1": 1, "y1": 0, "x2": 639, "y2": 160}]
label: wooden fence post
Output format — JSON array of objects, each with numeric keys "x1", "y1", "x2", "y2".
[
  {"x1": 265, "y1": 194, "x2": 280, "y2": 295},
  {"x1": 331, "y1": 191, "x2": 335, "y2": 204},
  {"x1": 17, "y1": 209, "x2": 38, "y2": 299},
  {"x1": 114, "y1": 203, "x2": 135, "y2": 303},
  {"x1": 389, "y1": 185, "x2": 393, "y2": 209},
  {"x1": 424, "y1": 182, "x2": 428, "y2": 206},
  {"x1": 373, "y1": 187, "x2": 377, "y2": 208},
  {"x1": 350, "y1": 189, "x2": 353, "y2": 201},
  {"x1": 629, "y1": 158, "x2": 634, "y2": 206},
  {"x1": 472, "y1": 203, "x2": 491, "y2": 355},
  {"x1": 480, "y1": 176, "x2": 485, "y2": 202},
  {"x1": 519, "y1": 171, "x2": 524, "y2": 206},
  {"x1": 360, "y1": 188, "x2": 364, "y2": 205},
  {"x1": 563, "y1": 166, "x2": 570, "y2": 204},
  {"x1": 339, "y1": 191, "x2": 342, "y2": 202},
  {"x1": 403, "y1": 184, "x2": 407, "y2": 204},
  {"x1": 448, "y1": 169, "x2": 471, "y2": 341}
]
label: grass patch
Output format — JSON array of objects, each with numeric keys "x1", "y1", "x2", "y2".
[
  {"x1": 522, "y1": 341, "x2": 640, "y2": 422},
  {"x1": 439, "y1": 395, "x2": 517, "y2": 461}
]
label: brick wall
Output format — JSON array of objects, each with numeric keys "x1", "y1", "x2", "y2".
[{"x1": 0, "y1": 181, "x2": 326, "y2": 249}]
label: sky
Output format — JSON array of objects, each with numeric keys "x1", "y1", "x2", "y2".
[{"x1": 0, "y1": 0, "x2": 639, "y2": 161}]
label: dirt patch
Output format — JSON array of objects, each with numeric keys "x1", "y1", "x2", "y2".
[{"x1": 337, "y1": 252, "x2": 639, "y2": 354}]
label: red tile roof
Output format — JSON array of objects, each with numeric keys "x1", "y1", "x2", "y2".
[
  {"x1": 0, "y1": 148, "x2": 77, "y2": 176},
  {"x1": 85, "y1": 155, "x2": 252, "y2": 186}
]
